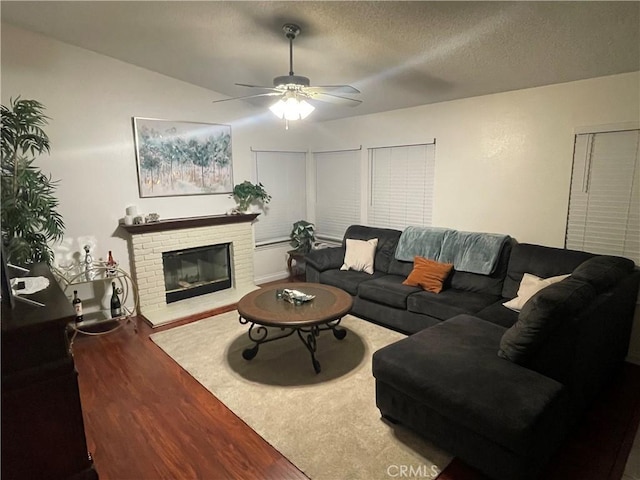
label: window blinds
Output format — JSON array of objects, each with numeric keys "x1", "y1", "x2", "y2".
[
  {"x1": 314, "y1": 149, "x2": 361, "y2": 241},
  {"x1": 367, "y1": 143, "x2": 436, "y2": 229},
  {"x1": 565, "y1": 130, "x2": 639, "y2": 263},
  {"x1": 254, "y1": 150, "x2": 307, "y2": 245}
]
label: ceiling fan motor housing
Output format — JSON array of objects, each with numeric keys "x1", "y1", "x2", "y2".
[
  {"x1": 283, "y1": 24, "x2": 301, "y2": 39},
  {"x1": 273, "y1": 75, "x2": 311, "y2": 89}
]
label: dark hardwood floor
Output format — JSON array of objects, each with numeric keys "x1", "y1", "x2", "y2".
[
  {"x1": 73, "y1": 309, "x2": 307, "y2": 480},
  {"x1": 73, "y1": 309, "x2": 640, "y2": 480}
]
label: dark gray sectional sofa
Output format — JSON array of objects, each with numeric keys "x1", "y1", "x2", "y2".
[{"x1": 305, "y1": 225, "x2": 640, "y2": 480}]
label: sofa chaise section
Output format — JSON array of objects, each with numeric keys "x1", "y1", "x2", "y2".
[{"x1": 373, "y1": 315, "x2": 568, "y2": 480}]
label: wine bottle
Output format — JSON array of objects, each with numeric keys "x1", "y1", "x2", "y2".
[
  {"x1": 110, "y1": 282, "x2": 122, "y2": 318},
  {"x1": 72, "y1": 290, "x2": 83, "y2": 323},
  {"x1": 106, "y1": 250, "x2": 117, "y2": 276}
]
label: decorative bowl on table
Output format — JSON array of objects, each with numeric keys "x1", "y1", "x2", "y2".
[{"x1": 282, "y1": 288, "x2": 315, "y2": 305}]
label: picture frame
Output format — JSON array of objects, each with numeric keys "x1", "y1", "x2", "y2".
[{"x1": 132, "y1": 117, "x2": 233, "y2": 198}]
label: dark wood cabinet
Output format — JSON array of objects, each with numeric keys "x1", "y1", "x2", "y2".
[{"x1": 2, "y1": 263, "x2": 97, "y2": 479}]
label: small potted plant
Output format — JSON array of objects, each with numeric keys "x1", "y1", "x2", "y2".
[
  {"x1": 231, "y1": 181, "x2": 271, "y2": 213},
  {"x1": 290, "y1": 220, "x2": 316, "y2": 253}
]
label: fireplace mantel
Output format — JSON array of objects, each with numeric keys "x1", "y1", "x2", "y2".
[{"x1": 119, "y1": 213, "x2": 259, "y2": 235}]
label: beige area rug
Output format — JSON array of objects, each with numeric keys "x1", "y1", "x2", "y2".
[{"x1": 150, "y1": 311, "x2": 453, "y2": 479}]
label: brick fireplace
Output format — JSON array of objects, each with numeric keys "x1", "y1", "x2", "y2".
[{"x1": 121, "y1": 214, "x2": 259, "y2": 327}]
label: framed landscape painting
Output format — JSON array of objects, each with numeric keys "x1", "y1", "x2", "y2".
[{"x1": 133, "y1": 118, "x2": 233, "y2": 198}]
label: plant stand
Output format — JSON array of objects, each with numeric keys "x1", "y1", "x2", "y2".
[{"x1": 287, "y1": 249, "x2": 307, "y2": 281}]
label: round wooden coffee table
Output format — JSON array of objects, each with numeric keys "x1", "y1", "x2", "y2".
[{"x1": 237, "y1": 283, "x2": 353, "y2": 373}]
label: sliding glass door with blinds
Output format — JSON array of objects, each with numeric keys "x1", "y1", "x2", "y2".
[
  {"x1": 368, "y1": 143, "x2": 436, "y2": 230},
  {"x1": 254, "y1": 150, "x2": 307, "y2": 246},
  {"x1": 314, "y1": 149, "x2": 361, "y2": 241},
  {"x1": 565, "y1": 129, "x2": 639, "y2": 263}
]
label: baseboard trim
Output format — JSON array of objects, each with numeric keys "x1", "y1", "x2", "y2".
[{"x1": 255, "y1": 271, "x2": 289, "y2": 285}]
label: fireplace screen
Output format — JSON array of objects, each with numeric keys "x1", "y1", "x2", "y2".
[{"x1": 162, "y1": 243, "x2": 232, "y2": 304}]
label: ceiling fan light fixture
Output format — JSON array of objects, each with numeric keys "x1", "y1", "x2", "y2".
[
  {"x1": 269, "y1": 96, "x2": 315, "y2": 121},
  {"x1": 295, "y1": 99, "x2": 315, "y2": 120}
]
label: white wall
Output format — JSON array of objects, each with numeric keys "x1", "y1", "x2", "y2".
[
  {"x1": 1, "y1": 24, "x2": 310, "y2": 283},
  {"x1": 309, "y1": 72, "x2": 639, "y2": 247}
]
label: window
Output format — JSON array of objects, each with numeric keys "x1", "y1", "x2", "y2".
[
  {"x1": 314, "y1": 149, "x2": 361, "y2": 241},
  {"x1": 565, "y1": 129, "x2": 639, "y2": 263},
  {"x1": 367, "y1": 143, "x2": 436, "y2": 229},
  {"x1": 254, "y1": 150, "x2": 307, "y2": 245}
]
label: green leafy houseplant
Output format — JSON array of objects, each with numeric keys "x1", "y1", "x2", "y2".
[
  {"x1": 1, "y1": 98, "x2": 64, "y2": 266},
  {"x1": 290, "y1": 220, "x2": 315, "y2": 253},
  {"x1": 231, "y1": 181, "x2": 271, "y2": 213}
]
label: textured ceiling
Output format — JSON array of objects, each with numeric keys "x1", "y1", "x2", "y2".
[{"x1": 2, "y1": 1, "x2": 639, "y2": 121}]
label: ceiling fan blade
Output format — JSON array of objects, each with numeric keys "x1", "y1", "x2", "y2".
[
  {"x1": 235, "y1": 83, "x2": 281, "y2": 92},
  {"x1": 212, "y1": 92, "x2": 281, "y2": 104},
  {"x1": 311, "y1": 92, "x2": 362, "y2": 106},
  {"x1": 307, "y1": 85, "x2": 361, "y2": 94}
]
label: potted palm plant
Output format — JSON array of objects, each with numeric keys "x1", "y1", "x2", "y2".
[
  {"x1": 1, "y1": 97, "x2": 64, "y2": 266},
  {"x1": 231, "y1": 181, "x2": 271, "y2": 213}
]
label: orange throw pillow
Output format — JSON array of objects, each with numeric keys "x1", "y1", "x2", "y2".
[{"x1": 402, "y1": 256, "x2": 454, "y2": 293}]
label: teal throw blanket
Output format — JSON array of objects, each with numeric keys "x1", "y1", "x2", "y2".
[
  {"x1": 395, "y1": 226, "x2": 509, "y2": 275},
  {"x1": 394, "y1": 226, "x2": 451, "y2": 262},
  {"x1": 439, "y1": 230, "x2": 509, "y2": 275}
]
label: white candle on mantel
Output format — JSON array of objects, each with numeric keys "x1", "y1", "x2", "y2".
[{"x1": 125, "y1": 205, "x2": 138, "y2": 216}]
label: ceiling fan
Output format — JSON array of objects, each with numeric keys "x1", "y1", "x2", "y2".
[{"x1": 212, "y1": 23, "x2": 361, "y2": 123}]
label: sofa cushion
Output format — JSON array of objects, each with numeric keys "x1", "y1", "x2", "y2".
[
  {"x1": 503, "y1": 243, "x2": 593, "y2": 299},
  {"x1": 407, "y1": 288, "x2": 500, "y2": 321},
  {"x1": 318, "y1": 269, "x2": 386, "y2": 296},
  {"x1": 476, "y1": 301, "x2": 519, "y2": 328},
  {"x1": 402, "y1": 257, "x2": 453, "y2": 293},
  {"x1": 353, "y1": 296, "x2": 441, "y2": 335},
  {"x1": 499, "y1": 278, "x2": 597, "y2": 364},
  {"x1": 388, "y1": 258, "x2": 414, "y2": 277},
  {"x1": 340, "y1": 238, "x2": 378, "y2": 274},
  {"x1": 570, "y1": 255, "x2": 635, "y2": 293},
  {"x1": 358, "y1": 275, "x2": 421, "y2": 309},
  {"x1": 448, "y1": 238, "x2": 513, "y2": 296},
  {"x1": 372, "y1": 315, "x2": 567, "y2": 456},
  {"x1": 342, "y1": 225, "x2": 401, "y2": 274},
  {"x1": 306, "y1": 246, "x2": 346, "y2": 272}
]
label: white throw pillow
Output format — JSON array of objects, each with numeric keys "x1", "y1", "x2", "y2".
[
  {"x1": 340, "y1": 238, "x2": 378, "y2": 274},
  {"x1": 503, "y1": 273, "x2": 570, "y2": 312}
]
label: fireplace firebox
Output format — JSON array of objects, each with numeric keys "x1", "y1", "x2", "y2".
[{"x1": 162, "y1": 243, "x2": 232, "y2": 304}]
